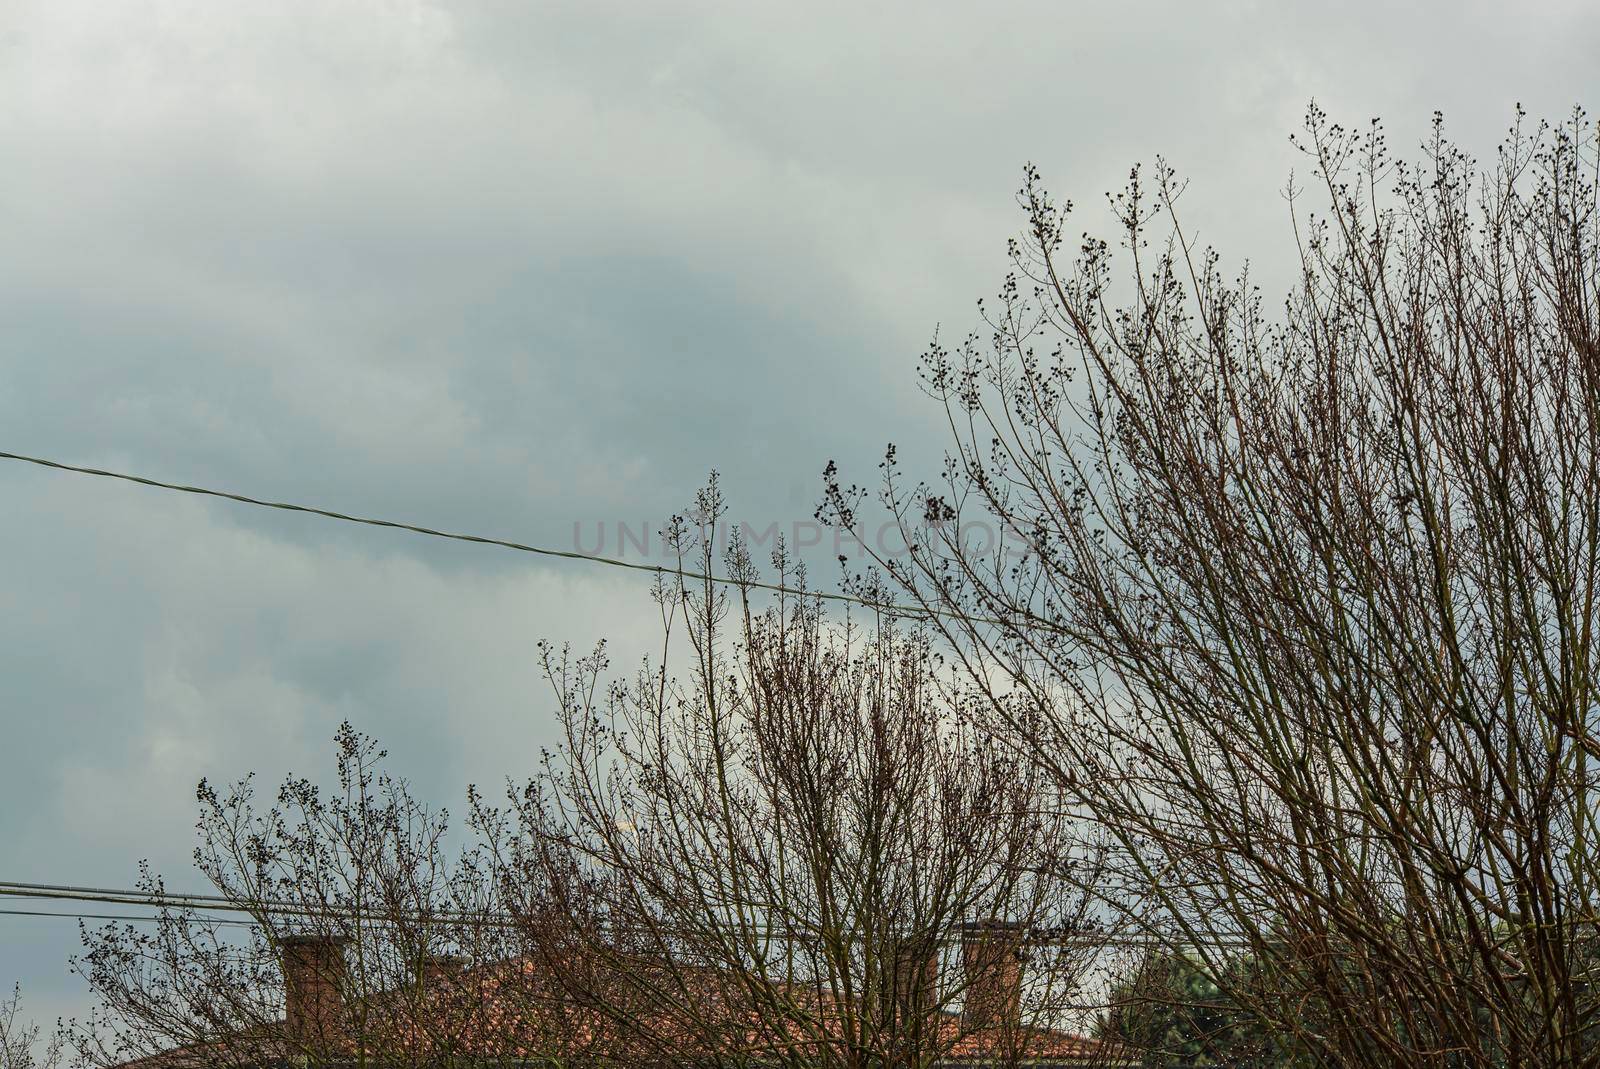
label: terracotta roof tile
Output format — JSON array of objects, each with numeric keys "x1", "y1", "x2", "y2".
[{"x1": 111, "y1": 956, "x2": 1122, "y2": 1068}]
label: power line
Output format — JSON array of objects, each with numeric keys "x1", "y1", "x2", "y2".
[
  {"x1": 0, "y1": 882, "x2": 507, "y2": 929},
  {"x1": 2, "y1": 879, "x2": 334, "y2": 912},
  {"x1": 0, "y1": 907, "x2": 255, "y2": 927},
  {"x1": 0, "y1": 903, "x2": 1184, "y2": 950},
  {"x1": 0, "y1": 880, "x2": 1231, "y2": 950},
  {"x1": 0, "y1": 450, "x2": 995, "y2": 627}
]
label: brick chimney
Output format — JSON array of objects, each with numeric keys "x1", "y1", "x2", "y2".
[
  {"x1": 282, "y1": 934, "x2": 348, "y2": 1050},
  {"x1": 890, "y1": 936, "x2": 940, "y2": 1031},
  {"x1": 417, "y1": 951, "x2": 470, "y2": 1049},
  {"x1": 960, "y1": 920, "x2": 1023, "y2": 1031},
  {"x1": 419, "y1": 952, "x2": 465, "y2": 990}
]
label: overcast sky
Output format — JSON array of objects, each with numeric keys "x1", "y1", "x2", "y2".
[{"x1": 1, "y1": 0, "x2": 1595, "y2": 1027}]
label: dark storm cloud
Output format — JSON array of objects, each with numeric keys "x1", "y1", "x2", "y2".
[{"x1": 0, "y1": 0, "x2": 1595, "y2": 1026}]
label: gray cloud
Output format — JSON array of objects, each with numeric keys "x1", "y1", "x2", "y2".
[{"x1": 0, "y1": 0, "x2": 1595, "y2": 1028}]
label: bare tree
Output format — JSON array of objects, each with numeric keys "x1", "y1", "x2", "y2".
[
  {"x1": 68, "y1": 725, "x2": 518, "y2": 1069},
  {"x1": 1, "y1": 987, "x2": 62, "y2": 1069},
  {"x1": 822, "y1": 106, "x2": 1600, "y2": 1067},
  {"x1": 65, "y1": 529, "x2": 1119, "y2": 1069},
  {"x1": 484, "y1": 481, "x2": 1118, "y2": 1069}
]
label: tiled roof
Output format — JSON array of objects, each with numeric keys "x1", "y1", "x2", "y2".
[{"x1": 112, "y1": 956, "x2": 1121, "y2": 1069}]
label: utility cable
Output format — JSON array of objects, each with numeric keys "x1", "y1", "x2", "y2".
[
  {"x1": 0, "y1": 450, "x2": 1010, "y2": 628},
  {"x1": 0, "y1": 880, "x2": 1232, "y2": 948}
]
